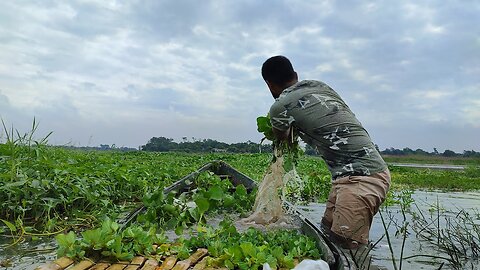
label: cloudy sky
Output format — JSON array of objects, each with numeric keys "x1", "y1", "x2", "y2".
[{"x1": 0, "y1": 0, "x2": 479, "y2": 152}]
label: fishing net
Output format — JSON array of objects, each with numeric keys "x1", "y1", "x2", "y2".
[{"x1": 241, "y1": 150, "x2": 303, "y2": 225}]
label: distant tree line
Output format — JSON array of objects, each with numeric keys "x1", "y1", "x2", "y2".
[
  {"x1": 379, "y1": 147, "x2": 480, "y2": 158},
  {"x1": 304, "y1": 145, "x2": 480, "y2": 158},
  {"x1": 61, "y1": 144, "x2": 137, "y2": 152},
  {"x1": 141, "y1": 137, "x2": 272, "y2": 153},
  {"x1": 140, "y1": 136, "x2": 480, "y2": 158}
]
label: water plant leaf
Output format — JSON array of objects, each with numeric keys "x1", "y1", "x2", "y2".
[
  {"x1": 195, "y1": 197, "x2": 210, "y2": 215},
  {"x1": 257, "y1": 116, "x2": 274, "y2": 141},
  {"x1": 4, "y1": 180, "x2": 27, "y2": 187},
  {"x1": 208, "y1": 185, "x2": 224, "y2": 201},
  {"x1": 56, "y1": 231, "x2": 78, "y2": 258},
  {"x1": 235, "y1": 185, "x2": 247, "y2": 197},
  {"x1": 223, "y1": 194, "x2": 235, "y2": 207},
  {"x1": 0, "y1": 219, "x2": 16, "y2": 233},
  {"x1": 240, "y1": 242, "x2": 256, "y2": 257}
]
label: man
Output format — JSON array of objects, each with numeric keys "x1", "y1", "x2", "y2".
[{"x1": 262, "y1": 55, "x2": 390, "y2": 250}]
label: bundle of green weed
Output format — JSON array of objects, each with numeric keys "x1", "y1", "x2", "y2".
[
  {"x1": 137, "y1": 171, "x2": 255, "y2": 235},
  {"x1": 257, "y1": 115, "x2": 302, "y2": 171}
]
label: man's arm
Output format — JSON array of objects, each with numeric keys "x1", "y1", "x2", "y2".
[{"x1": 269, "y1": 101, "x2": 294, "y2": 143}]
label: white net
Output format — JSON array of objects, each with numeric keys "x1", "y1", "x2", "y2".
[
  {"x1": 281, "y1": 165, "x2": 304, "y2": 205},
  {"x1": 241, "y1": 150, "x2": 303, "y2": 226}
]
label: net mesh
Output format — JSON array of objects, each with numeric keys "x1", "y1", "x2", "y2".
[{"x1": 241, "y1": 150, "x2": 303, "y2": 226}]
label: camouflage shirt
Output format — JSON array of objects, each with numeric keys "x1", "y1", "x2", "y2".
[{"x1": 269, "y1": 80, "x2": 387, "y2": 180}]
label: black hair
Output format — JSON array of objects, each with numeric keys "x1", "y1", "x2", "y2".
[{"x1": 261, "y1": 55, "x2": 295, "y2": 86}]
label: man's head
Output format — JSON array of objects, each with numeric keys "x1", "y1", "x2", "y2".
[{"x1": 262, "y1": 55, "x2": 298, "y2": 98}]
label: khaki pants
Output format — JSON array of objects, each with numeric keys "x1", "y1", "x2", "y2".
[{"x1": 322, "y1": 169, "x2": 391, "y2": 245}]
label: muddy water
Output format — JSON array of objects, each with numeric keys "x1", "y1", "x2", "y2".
[
  {"x1": 296, "y1": 190, "x2": 480, "y2": 270},
  {"x1": 0, "y1": 236, "x2": 56, "y2": 270}
]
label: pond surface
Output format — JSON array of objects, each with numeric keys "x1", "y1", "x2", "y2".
[
  {"x1": 296, "y1": 190, "x2": 480, "y2": 270},
  {"x1": 1, "y1": 190, "x2": 479, "y2": 270},
  {"x1": 0, "y1": 236, "x2": 56, "y2": 269}
]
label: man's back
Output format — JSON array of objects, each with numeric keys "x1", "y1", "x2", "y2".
[{"x1": 269, "y1": 80, "x2": 387, "y2": 179}]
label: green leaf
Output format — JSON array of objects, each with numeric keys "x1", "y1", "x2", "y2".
[
  {"x1": 31, "y1": 180, "x2": 41, "y2": 188},
  {"x1": 283, "y1": 157, "x2": 294, "y2": 171},
  {"x1": 195, "y1": 197, "x2": 210, "y2": 215},
  {"x1": 174, "y1": 225, "x2": 184, "y2": 236},
  {"x1": 55, "y1": 231, "x2": 75, "y2": 247},
  {"x1": 256, "y1": 116, "x2": 275, "y2": 141},
  {"x1": 162, "y1": 204, "x2": 177, "y2": 214},
  {"x1": 208, "y1": 185, "x2": 224, "y2": 201},
  {"x1": 224, "y1": 259, "x2": 234, "y2": 269},
  {"x1": 266, "y1": 255, "x2": 278, "y2": 269},
  {"x1": 256, "y1": 116, "x2": 271, "y2": 133},
  {"x1": 235, "y1": 185, "x2": 247, "y2": 197},
  {"x1": 116, "y1": 252, "x2": 134, "y2": 261},
  {"x1": 55, "y1": 231, "x2": 77, "y2": 258},
  {"x1": 282, "y1": 254, "x2": 295, "y2": 268},
  {"x1": 240, "y1": 242, "x2": 256, "y2": 257},
  {"x1": 188, "y1": 207, "x2": 200, "y2": 222},
  {"x1": 5, "y1": 180, "x2": 27, "y2": 188},
  {"x1": 223, "y1": 194, "x2": 235, "y2": 207},
  {"x1": 165, "y1": 217, "x2": 178, "y2": 229},
  {"x1": 0, "y1": 219, "x2": 17, "y2": 233},
  {"x1": 81, "y1": 228, "x2": 102, "y2": 249},
  {"x1": 270, "y1": 246, "x2": 284, "y2": 259},
  {"x1": 226, "y1": 245, "x2": 244, "y2": 263},
  {"x1": 256, "y1": 251, "x2": 267, "y2": 264},
  {"x1": 110, "y1": 221, "x2": 119, "y2": 232}
]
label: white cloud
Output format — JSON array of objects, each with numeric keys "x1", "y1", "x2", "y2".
[
  {"x1": 462, "y1": 100, "x2": 480, "y2": 127},
  {"x1": 77, "y1": 0, "x2": 126, "y2": 11},
  {"x1": 409, "y1": 90, "x2": 453, "y2": 100},
  {"x1": 424, "y1": 23, "x2": 446, "y2": 34},
  {"x1": 313, "y1": 64, "x2": 333, "y2": 73},
  {"x1": 403, "y1": 3, "x2": 435, "y2": 21}
]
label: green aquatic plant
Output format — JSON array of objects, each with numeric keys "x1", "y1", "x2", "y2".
[
  {"x1": 181, "y1": 219, "x2": 322, "y2": 269},
  {"x1": 56, "y1": 218, "x2": 166, "y2": 261},
  {"x1": 138, "y1": 171, "x2": 255, "y2": 235}
]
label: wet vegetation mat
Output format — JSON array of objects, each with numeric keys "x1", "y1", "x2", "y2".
[
  {"x1": 39, "y1": 166, "x2": 324, "y2": 270},
  {"x1": 1, "y1": 125, "x2": 480, "y2": 269}
]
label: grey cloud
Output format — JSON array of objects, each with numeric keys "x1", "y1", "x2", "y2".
[{"x1": 0, "y1": 0, "x2": 479, "y2": 150}]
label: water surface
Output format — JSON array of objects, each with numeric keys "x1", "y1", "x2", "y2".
[{"x1": 296, "y1": 190, "x2": 480, "y2": 269}]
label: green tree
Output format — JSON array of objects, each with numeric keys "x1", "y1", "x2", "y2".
[
  {"x1": 442, "y1": 149, "x2": 457, "y2": 157},
  {"x1": 141, "y1": 137, "x2": 176, "y2": 152}
]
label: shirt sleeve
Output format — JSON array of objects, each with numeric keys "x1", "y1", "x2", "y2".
[{"x1": 269, "y1": 101, "x2": 295, "y2": 131}]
